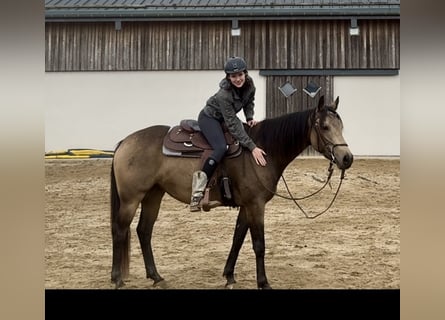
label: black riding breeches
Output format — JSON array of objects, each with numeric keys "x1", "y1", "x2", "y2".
[{"x1": 198, "y1": 110, "x2": 228, "y2": 163}]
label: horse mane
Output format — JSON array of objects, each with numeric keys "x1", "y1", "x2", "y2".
[{"x1": 251, "y1": 108, "x2": 314, "y2": 158}]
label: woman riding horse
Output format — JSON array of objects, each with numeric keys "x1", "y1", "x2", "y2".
[{"x1": 190, "y1": 57, "x2": 267, "y2": 212}]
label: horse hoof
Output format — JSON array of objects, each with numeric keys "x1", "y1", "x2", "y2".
[
  {"x1": 224, "y1": 279, "x2": 237, "y2": 289},
  {"x1": 153, "y1": 279, "x2": 168, "y2": 289},
  {"x1": 114, "y1": 280, "x2": 125, "y2": 289}
]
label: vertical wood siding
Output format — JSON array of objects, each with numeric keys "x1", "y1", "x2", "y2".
[
  {"x1": 266, "y1": 75, "x2": 334, "y2": 119},
  {"x1": 45, "y1": 19, "x2": 399, "y2": 71},
  {"x1": 45, "y1": 19, "x2": 398, "y2": 155},
  {"x1": 266, "y1": 75, "x2": 334, "y2": 156}
]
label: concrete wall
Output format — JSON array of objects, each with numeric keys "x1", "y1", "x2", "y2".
[{"x1": 45, "y1": 71, "x2": 399, "y2": 156}]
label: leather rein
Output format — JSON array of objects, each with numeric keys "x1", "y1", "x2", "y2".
[{"x1": 278, "y1": 160, "x2": 345, "y2": 219}]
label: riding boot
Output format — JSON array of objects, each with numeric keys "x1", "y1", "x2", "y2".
[
  {"x1": 190, "y1": 157, "x2": 219, "y2": 212},
  {"x1": 202, "y1": 157, "x2": 218, "y2": 179},
  {"x1": 190, "y1": 170, "x2": 208, "y2": 212}
]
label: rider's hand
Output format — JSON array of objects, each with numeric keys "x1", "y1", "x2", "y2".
[
  {"x1": 247, "y1": 119, "x2": 258, "y2": 127},
  {"x1": 252, "y1": 147, "x2": 267, "y2": 166}
]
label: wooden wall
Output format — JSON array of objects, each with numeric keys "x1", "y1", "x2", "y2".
[
  {"x1": 45, "y1": 19, "x2": 399, "y2": 71},
  {"x1": 45, "y1": 18, "x2": 398, "y2": 156},
  {"x1": 266, "y1": 75, "x2": 334, "y2": 117},
  {"x1": 265, "y1": 75, "x2": 334, "y2": 155}
]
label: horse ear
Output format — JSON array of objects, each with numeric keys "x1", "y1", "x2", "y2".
[
  {"x1": 317, "y1": 95, "x2": 325, "y2": 110},
  {"x1": 334, "y1": 96, "x2": 339, "y2": 110}
]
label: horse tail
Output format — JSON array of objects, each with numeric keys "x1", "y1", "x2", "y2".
[
  {"x1": 110, "y1": 159, "x2": 120, "y2": 226},
  {"x1": 110, "y1": 143, "x2": 130, "y2": 279}
]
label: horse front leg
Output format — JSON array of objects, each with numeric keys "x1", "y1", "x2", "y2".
[
  {"x1": 246, "y1": 203, "x2": 271, "y2": 289},
  {"x1": 137, "y1": 188, "x2": 166, "y2": 287},
  {"x1": 223, "y1": 206, "x2": 249, "y2": 288}
]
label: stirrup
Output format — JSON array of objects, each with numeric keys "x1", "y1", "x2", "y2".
[
  {"x1": 201, "y1": 187, "x2": 222, "y2": 212},
  {"x1": 190, "y1": 196, "x2": 202, "y2": 212}
]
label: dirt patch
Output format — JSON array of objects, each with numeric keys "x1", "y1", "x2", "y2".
[{"x1": 45, "y1": 157, "x2": 399, "y2": 289}]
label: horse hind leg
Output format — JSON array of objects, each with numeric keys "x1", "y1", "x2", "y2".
[
  {"x1": 137, "y1": 186, "x2": 166, "y2": 287},
  {"x1": 111, "y1": 201, "x2": 139, "y2": 289}
]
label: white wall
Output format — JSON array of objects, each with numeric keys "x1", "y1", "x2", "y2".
[
  {"x1": 334, "y1": 75, "x2": 400, "y2": 156},
  {"x1": 45, "y1": 71, "x2": 266, "y2": 152},
  {"x1": 45, "y1": 71, "x2": 400, "y2": 156}
]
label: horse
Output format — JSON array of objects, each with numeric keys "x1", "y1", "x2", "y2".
[{"x1": 110, "y1": 95, "x2": 353, "y2": 289}]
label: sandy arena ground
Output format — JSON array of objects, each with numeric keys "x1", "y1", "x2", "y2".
[{"x1": 45, "y1": 157, "x2": 399, "y2": 289}]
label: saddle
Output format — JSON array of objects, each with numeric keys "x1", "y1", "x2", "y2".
[
  {"x1": 162, "y1": 119, "x2": 241, "y2": 211},
  {"x1": 162, "y1": 119, "x2": 242, "y2": 159}
]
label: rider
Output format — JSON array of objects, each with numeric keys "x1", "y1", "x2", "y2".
[{"x1": 190, "y1": 56, "x2": 267, "y2": 212}]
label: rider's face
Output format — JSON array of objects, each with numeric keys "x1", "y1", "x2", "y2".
[{"x1": 228, "y1": 72, "x2": 246, "y2": 88}]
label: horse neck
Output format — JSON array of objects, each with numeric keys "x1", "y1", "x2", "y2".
[
  {"x1": 272, "y1": 140, "x2": 311, "y2": 175},
  {"x1": 254, "y1": 110, "x2": 313, "y2": 175}
]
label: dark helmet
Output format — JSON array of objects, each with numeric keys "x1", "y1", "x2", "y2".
[{"x1": 224, "y1": 56, "x2": 247, "y2": 74}]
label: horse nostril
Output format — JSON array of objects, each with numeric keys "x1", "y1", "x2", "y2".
[{"x1": 343, "y1": 154, "x2": 353, "y2": 168}]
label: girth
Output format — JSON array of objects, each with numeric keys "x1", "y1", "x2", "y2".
[{"x1": 162, "y1": 119, "x2": 242, "y2": 159}]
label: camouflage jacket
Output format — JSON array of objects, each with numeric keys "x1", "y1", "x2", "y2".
[{"x1": 202, "y1": 76, "x2": 257, "y2": 151}]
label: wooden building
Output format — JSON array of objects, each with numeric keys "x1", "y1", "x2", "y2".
[{"x1": 45, "y1": 0, "x2": 400, "y2": 156}]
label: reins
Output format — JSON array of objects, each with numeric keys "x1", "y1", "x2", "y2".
[
  {"x1": 254, "y1": 159, "x2": 346, "y2": 219},
  {"x1": 277, "y1": 160, "x2": 335, "y2": 201},
  {"x1": 277, "y1": 161, "x2": 346, "y2": 219}
]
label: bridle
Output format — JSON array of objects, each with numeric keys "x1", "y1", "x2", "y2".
[
  {"x1": 312, "y1": 108, "x2": 349, "y2": 164},
  {"x1": 256, "y1": 107, "x2": 349, "y2": 219}
]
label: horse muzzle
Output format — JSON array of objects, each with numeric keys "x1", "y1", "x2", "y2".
[
  {"x1": 329, "y1": 144, "x2": 354, "y2": 170},
  {"x1": 333, "y1": 147, "x2": 354, "y2": 170}
]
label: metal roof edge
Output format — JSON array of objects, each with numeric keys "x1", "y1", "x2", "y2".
[{"x1": 45, "y1": 7, "x2": 400, "y2": 21}]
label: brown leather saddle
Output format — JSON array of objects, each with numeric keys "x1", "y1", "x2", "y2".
[
  {"x1": 162, "y1": 119, "x2": 240, "y2": 210},
  {"x1": 162, "y1": 119, "x2": 242, "y2": 159}
]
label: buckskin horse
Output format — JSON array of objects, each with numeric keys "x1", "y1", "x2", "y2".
[{"x1": 110, "y1": 95, "x2": 353, "y2": 289}]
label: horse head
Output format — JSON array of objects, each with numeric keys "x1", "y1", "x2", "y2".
[{"x1": 310, "y1": 95, "x2": 354, "y2": 170}]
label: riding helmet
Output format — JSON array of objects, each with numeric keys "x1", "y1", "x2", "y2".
[{"x1": 224, "y1": 57, "x2": 247, "y2": 74}]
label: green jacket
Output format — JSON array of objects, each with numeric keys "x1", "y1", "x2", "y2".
[{"x1": 202, "y1": 76, "x2": 257, "y2": 151}]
